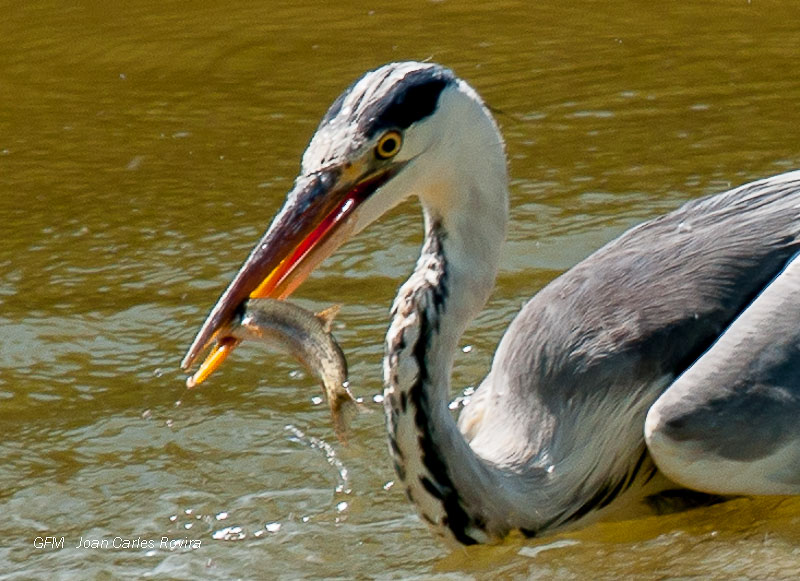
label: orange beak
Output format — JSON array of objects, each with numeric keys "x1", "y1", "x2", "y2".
[{"x1": 181, "y1": 164, "x2": 402, "y2": 387}]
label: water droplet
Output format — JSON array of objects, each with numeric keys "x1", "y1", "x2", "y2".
[
  {"x1": 336, "y1": 501, "x2": 348, "y2": 512},
  {"x1": 372, "y1": 394, "x2": 384, "y2": 404},
  {"x1": 212, "y1": 526, "x2": 245, "y2": 540},
  {"x1": 462, "y1": 345, "x2": 473, "y2": 353}
]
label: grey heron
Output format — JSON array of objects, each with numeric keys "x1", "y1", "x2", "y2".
[{"x1": 182, "y1": 62, "x2": 800, "y2": 545}]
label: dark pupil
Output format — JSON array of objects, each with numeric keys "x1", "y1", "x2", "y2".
[{"x1": 381, "y1": 137, "x2": 397, "y2": 154}]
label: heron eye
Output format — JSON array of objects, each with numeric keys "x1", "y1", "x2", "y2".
[{"x1": 375, "y1": 130, "x2": 403, "y2": 159}]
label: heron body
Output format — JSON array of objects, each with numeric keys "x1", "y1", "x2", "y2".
[{"x1": 183, "y1": 62, "x2": 800, "y2": 545}]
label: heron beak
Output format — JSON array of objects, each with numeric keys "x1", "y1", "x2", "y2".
[{"x1": 181, "y1": 163, "x2": 402, "y2": 386}]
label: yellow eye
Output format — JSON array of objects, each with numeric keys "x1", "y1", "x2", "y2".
[{"x1": 375, "y1": 130, "x2": 403, "y2": 159}]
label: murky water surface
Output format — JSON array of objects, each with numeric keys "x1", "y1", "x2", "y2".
[{"x1": 2, "y1": 1, "x2": 799, "y2": 578}]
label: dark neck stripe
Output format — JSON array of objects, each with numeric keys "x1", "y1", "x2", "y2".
[
  {"x1": 409, "y1": 302, "x2": 481, "y2": 545},
  {"x1": 405, "y1": 228, "x2": 487, "y2": 545}
]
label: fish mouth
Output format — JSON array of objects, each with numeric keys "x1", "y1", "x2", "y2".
[{"x1": 181, "y1": 163, "x2": 402, "y2": 386}]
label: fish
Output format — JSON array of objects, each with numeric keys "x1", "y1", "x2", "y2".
[{"x1": 187, "y1": 298, "x2": 359, "y2": 443}]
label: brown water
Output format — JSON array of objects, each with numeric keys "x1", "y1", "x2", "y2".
[{"x1": 2, "y1": 1, "x2": 800, "y2": 578}]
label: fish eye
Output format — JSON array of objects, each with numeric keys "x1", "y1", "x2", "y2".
[{"x1": 375, "y1": 130, "x2": 403, "y2": 160}]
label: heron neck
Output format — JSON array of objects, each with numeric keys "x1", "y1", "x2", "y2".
[
  {"x1": 384, "y1": 170, "x2": 670, "y2": 542},
  {"x1": 383, "y1": 179, "x2": 545, "y2": 543}
]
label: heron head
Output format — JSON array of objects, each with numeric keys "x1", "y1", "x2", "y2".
[{"x1": 181, "y1": 61, "x2": 504, "y2": 383}]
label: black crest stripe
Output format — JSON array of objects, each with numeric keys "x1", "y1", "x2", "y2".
[{"x1": 361, "y1": 67, "x2": 454, "y2": 136}]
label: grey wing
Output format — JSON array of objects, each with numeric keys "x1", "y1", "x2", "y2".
[
  {"x1": 460, "y1": 171, "x2": 800, "y2": 479},
  {"x1": 645, "y1": 252, "x2": 800, "y2": 495}
]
